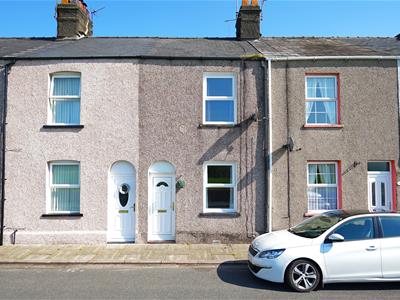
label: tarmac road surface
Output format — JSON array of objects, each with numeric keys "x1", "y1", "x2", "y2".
[{"x1": 0, "y1": 264, "x2": 399, "y2": 299}]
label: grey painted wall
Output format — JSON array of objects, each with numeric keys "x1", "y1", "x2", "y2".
[{"x1": 271, "y1": 60, "x2": 400, "y2": 229}]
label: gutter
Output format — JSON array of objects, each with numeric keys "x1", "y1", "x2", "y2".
[
  {"x1": 268, "y1": 55, "x2": 400, "y2": 61},
  {"x1": 0, "y1": 61, "x2": 14, "y2": 246},
  {"x1": 1, "y1": 55, "x2": 264, "y2": 61}
]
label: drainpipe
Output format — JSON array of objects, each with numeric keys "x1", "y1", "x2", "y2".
[
  {"x1": 267, "y1": 58, "x2": 272, "y2": 232},
  {"x1": 0, "y1": 61, "x2": 14, "y2": 246}
]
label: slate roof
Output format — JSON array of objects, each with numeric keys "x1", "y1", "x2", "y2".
[
  {"x1": 252, "y1": 37, "x2": 400, "y2": 57},
  {"x1": 0, "y1": 36, "x2": 399, "y2": 59}
]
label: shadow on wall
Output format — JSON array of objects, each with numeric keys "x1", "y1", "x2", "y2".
[{"x1": 196, "y1": 116, "x2": 255, "y2": 165}]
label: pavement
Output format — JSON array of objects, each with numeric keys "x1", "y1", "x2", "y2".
[{"x1": 0, "y1": 244, "x2": 249, "y2": 265}]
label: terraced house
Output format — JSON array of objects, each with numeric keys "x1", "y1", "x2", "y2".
[{"x1": 0, "y1": 0, "x2": 399, "y2": 245}]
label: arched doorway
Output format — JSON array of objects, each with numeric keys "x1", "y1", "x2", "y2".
[
  {"x1": 148, "y1": 161, "x2": 176, "y2": 242},
  {"x1": 107, "y1": 161, "x2": 136, "y2": 242}
]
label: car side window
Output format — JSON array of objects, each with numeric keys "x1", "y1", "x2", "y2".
[
  {"x1": 379, "y1": 216, "x2": 400, "y2": 238},
  {"x1": 333, "y1": 217, "x2": 374, "y2": 241}
]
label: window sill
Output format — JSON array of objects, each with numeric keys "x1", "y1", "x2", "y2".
[
  {"x1": 41, "y1": 213, "x2": 83, "y2": 218},
  {"x1": 42, "y1": 125, "x2": 84, "y2": 129},
  {"x1": 198, "y1": 124, "x2": 239, "y2": 129},
  {"x1": 198, "y1": 212, "x2": 240, "y2": 218},
  {"x1": 302, "y1": 124, "x2": 343, "y2": 129}
]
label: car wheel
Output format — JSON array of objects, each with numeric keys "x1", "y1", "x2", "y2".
[{"x1": 285, "y1": 259, "x2": 320, "y2": 292}]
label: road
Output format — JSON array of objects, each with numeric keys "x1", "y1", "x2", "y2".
[{"x1": 0, "y1": 264, "x2": 398, "y2": 299}]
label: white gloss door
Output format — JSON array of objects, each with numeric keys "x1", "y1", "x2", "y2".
[
  {"x1": 107, "y1": 174, "x2": 136, "y2": 242},
  {"x1": 368, "y1": 172, "x2": 391, "y2": 212},
  {"x1": 148, "y1": 176, "x2": 175, "y2": 241}
]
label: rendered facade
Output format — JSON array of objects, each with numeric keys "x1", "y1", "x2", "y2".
[{"x1": 0, "y1": 0, "x2": 400, "y2": 244}]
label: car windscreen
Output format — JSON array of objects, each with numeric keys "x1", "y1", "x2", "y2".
[{"x1": 288, "y1": 213, "x2": 347, "y2": 238}]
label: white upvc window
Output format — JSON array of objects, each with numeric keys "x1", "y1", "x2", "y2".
[
  {"x1": 203, "y1": 162, "x2": 237, "y2": 213},
  {"x1": 48, "y1": 73, "x2": 81, "y2": 125},
  {"x1": 307, "y1": 162, "x2": 338, "y2": 212},
  {"x1": 203, "y1": 73, "x2": 237, "y2": 125},
  {"x1": 47, "y1": 161, "x2": 80, "y2": 213},
  {"x1": 305, "y1": 75, "x2": 338, "y2": 125}
]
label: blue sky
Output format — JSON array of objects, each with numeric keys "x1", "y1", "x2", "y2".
[{"x1": 0, "y1": 1, "x2": 399, "y2": 38}]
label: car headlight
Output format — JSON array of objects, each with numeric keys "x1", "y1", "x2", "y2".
[{"x1": 258, "y1": 249, "x2": 285, "y2": 259}]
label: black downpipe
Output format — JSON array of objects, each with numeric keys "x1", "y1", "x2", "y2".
[
  {"x1": 260, "y1": 60, "x2": 269, "y2": 232},
  {"x1": 0, "y1": 61, "x2": 14, "y2": 246}
]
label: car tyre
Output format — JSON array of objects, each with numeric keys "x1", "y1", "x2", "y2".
[{"x1": 285, "y1": 259, "x2": 320, "y2": 293}]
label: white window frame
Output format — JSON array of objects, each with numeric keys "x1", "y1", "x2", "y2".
[
  {"x1": 203, "y1": 73, "x2": 237, "y2": 125},
  {"x1": 307, "y1": 162, "x2": 338, "y2": 213},
  {"x1": 47, "y1": 161, "x2": 81, "y2": 214},
  {"x1": 203, "y1": 161, "x2": 237, "y2": 213},
  {"x1": 48, "y1": 72, "x2": 81, "y2": 125},
  {"x1": 305, "y1": 75, "x2": 338, "y2": 125}
]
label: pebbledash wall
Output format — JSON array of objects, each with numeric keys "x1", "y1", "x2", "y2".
[
  {"x1": 270, "y1": 59, "x2": 400, "y2": 230},
  {"x1": 3, "y1": 58, "x2": 266, "y2": 244},
  {"x1": 4, "y1": 59, "x2": 140, "y2": 244},
  {"x1": 136, "y1": 60, "x2": 265, "y2": 243}
]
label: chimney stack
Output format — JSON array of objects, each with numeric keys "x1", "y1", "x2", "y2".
[
  {"x1": 56, "y1": 0, "x2": 93, "y2": 39},
  {"x1": 236, "y1": 0, "x2": 261, "y2": 40}
]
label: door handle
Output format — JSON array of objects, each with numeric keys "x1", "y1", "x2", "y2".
[{"x1": 366, "y1": 246, "x2": 377, "y2": 251}]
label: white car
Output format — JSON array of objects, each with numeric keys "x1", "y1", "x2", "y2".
[{"x1": 248, "y1": 210, "x2": 400, "y2": 292}]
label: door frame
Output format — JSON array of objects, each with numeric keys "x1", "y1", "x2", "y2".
[
  {"x1": 147, "y1": 161, "x2": 176, "y2": 242},
  {"x1": 107, "y1": 161, "x2": 136, "y2": 243}
]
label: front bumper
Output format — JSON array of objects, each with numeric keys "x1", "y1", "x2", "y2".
[{"x1": 248, "y1": 249, "x2": 286, "y2": 283}]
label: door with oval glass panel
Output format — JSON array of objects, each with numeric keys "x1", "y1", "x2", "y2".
[
  {"x1": 148, "y1": 176, "x2": 175, "y2": 241},
  {"x1": 107, "y1": 161, "x2": 136, "y2": 242},
  {"x1": 368, "y1": 162, "x2": 391, "y2": 212}
]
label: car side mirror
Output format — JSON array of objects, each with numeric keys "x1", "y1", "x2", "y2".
[{"x1": 327, "y1": 233, "x2": 345, "y2": 243}]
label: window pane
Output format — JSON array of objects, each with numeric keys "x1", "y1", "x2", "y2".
[
  {"x1": 307, "y1": 186, "x2": 337, "y2": 210},
  {"x1": 380, "y1": 217, "x2": 400, "y2": 238},
  {"x1": 207, "y1": 78, "x2": 233, "y2": 97},
  {"x1": 207, "y1": 188, "x2": 233, "y2": 209},
  {"x1": 53, "y1": 77, "x2": 80, "y2": 96},
  {"x1": 368, "y1": 162, "x2": 390, "y2": 172},
  {"x1": 208, "y1": 165, "x2": 232, "y2": 184},
  {"x1": 53, "y1": 100, "x2": 80, "y2": 124},
  {"x1": 308, "y1": 164, "x2": 336, "y2": 184},
  {"x1": 306, "y1": 101, "x2": 336, "y2": 124},
  {"x1": 51, "y1": 187, "x2": 80, "y2": 212},
  {"x1": 372, "y1": 182, "x2": 376, "y2": 206},
  {"x1": 334, "y1": 217, "x2": 374, "y2": 241},
  {"x1": 205, "y1": 100, "x2": 234, "y2": 122},
  {"x1": 52, "y1": 165, "x2": 79, "y2": 185},
  {"x1": 381, "y1": 182, "x2": 386, "y2": 206},
  {"x1": 306, "y1": 77, "x2": 336, "y2": 99}
]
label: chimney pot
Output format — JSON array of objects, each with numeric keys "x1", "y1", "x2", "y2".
[{"x1": 56, "y1": 0, "x2": 93, "y2": 39}]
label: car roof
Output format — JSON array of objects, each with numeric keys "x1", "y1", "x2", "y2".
[{"x1": 322, "y1": 209, "x2": 399, "y2": 219}]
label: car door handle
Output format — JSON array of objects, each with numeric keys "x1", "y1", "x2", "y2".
[{"x1": 366, "y1": 246, "x2": 377, "y2": 251}]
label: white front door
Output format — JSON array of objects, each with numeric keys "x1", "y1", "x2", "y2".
[
  {"x1": 107, "y1": 174, "x2": 136, "y2": 242},
  {"x1": 148, "y1": 176, "x2": 175, "y2": 241},
  {"x1": 368, "y1": 172, "x2": 391, "y2": 212}
]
